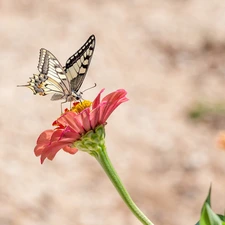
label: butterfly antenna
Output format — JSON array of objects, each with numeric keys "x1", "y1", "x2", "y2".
[
  {"x1": 81, "y1": 83, "x2": 97, "y2": 94},
  {"x1": 17, "y1": 84, "x2": 29, "y2": 87}
]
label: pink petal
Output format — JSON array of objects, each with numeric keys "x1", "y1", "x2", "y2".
[
  {"x1": 68, "y1": 113, "x2": 86, "y2": 134},
  {"x1": 92, "y1": 88, "x2": 105, "y2": 109},
  {"x1": 63, "y1": 145, "x2": 78, "y2": 154},
  {"x1": 34, "y1": 143, "x2": 48, "y2": 156},
  {"x1": 40, "y1": 140, "x2": 74, "y2": 163},
  {"x1": 102, "y1": 89, "x2": 127, "y2": 102},
  {"x1": 101, "y1": 97, "x2": 128, "y2": 123},
  {"x1": 90, "y1": 102, "x2": 106, "y2": 128},
  {"x1": 79, "y1": 108, "x2": 91, "y2": 131},
  {"x1": 59, "y1": 126, "x2": 80, "y2": 141},
  {"x1": 35, "y1": 130, "x2": 54, "y2": 156},
  {"x1": 36, "y1": 130, "x2": 54, "y2": 145},
  {"x1": 100, "y1": 89, "x2": 128, "y2": 123},
  {"x1": 34, "y1": 127, "x2": 80, "y2": 163},
  {"x1": 50, "y1": 129, "x2": 65, "y2": 142},
  {"x1": 57, "y1": 112, "x2": 85, "y2": 134}
]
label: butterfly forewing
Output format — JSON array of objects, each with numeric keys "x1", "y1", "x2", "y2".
[{"x1": 64, "y1": 35, "x2": 95, "y2": 93}]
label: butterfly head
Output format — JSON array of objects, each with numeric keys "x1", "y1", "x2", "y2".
[{"x1": 72, "y1": 91, "x2": 83, "y2": 101}]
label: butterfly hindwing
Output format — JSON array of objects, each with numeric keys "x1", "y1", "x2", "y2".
[{"x1": 64, "y1": 35, "x2": 95, "y2": 93}]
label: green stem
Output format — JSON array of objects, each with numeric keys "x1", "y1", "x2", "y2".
[{"x1": 94, "y1": 145, "x2": 154, "y2": 225}]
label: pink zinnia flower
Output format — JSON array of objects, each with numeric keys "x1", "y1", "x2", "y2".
[{"x1": 34, "y1": 89, "x2": 128, "y2": 163}]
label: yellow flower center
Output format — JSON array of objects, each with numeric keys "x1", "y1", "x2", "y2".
[{"x1": 70, "y1": 100, "x2": 92, "y2": 113}]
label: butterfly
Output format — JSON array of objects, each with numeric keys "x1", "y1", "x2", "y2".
[{"x1": 18, "y1": 35, "x2": 96, "y2": 104}]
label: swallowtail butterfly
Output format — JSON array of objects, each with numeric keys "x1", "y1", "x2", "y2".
[{"x1": 18, "y1": 35, "x2": 96, "y2": 103}]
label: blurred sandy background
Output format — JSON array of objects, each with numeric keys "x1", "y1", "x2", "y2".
[{"x1": 1, "y1": 0, "x2": 225, "y2": 225}]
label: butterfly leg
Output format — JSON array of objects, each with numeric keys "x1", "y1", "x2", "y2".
[{"x1": 61, "y1": 100, "x2": 67, "y2": 114}]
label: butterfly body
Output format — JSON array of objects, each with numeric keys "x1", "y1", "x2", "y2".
[{"x1": 18, "y1": 35, "x2": 96, "y2": 103}]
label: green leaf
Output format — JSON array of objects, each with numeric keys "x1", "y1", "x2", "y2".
[
  {"x1": 195, "y1": 186, "x2": 224, "y2": 225},
  {"x1": 205, "y1": 185, "x2": 211, "y2": 207},
  {"x1": 218, "y1": 214, "x2": 225, "y2": 225},
  {"x1": 196, "y1": 215, "x2": 225, "y2": 225},
  {"x1": 200, "y1": 203, "x2": 222, "y2": 225}
]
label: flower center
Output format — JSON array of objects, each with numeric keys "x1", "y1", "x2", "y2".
[{"x1": 70, "y1": 100, "x2": 92, "y2": 113}]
